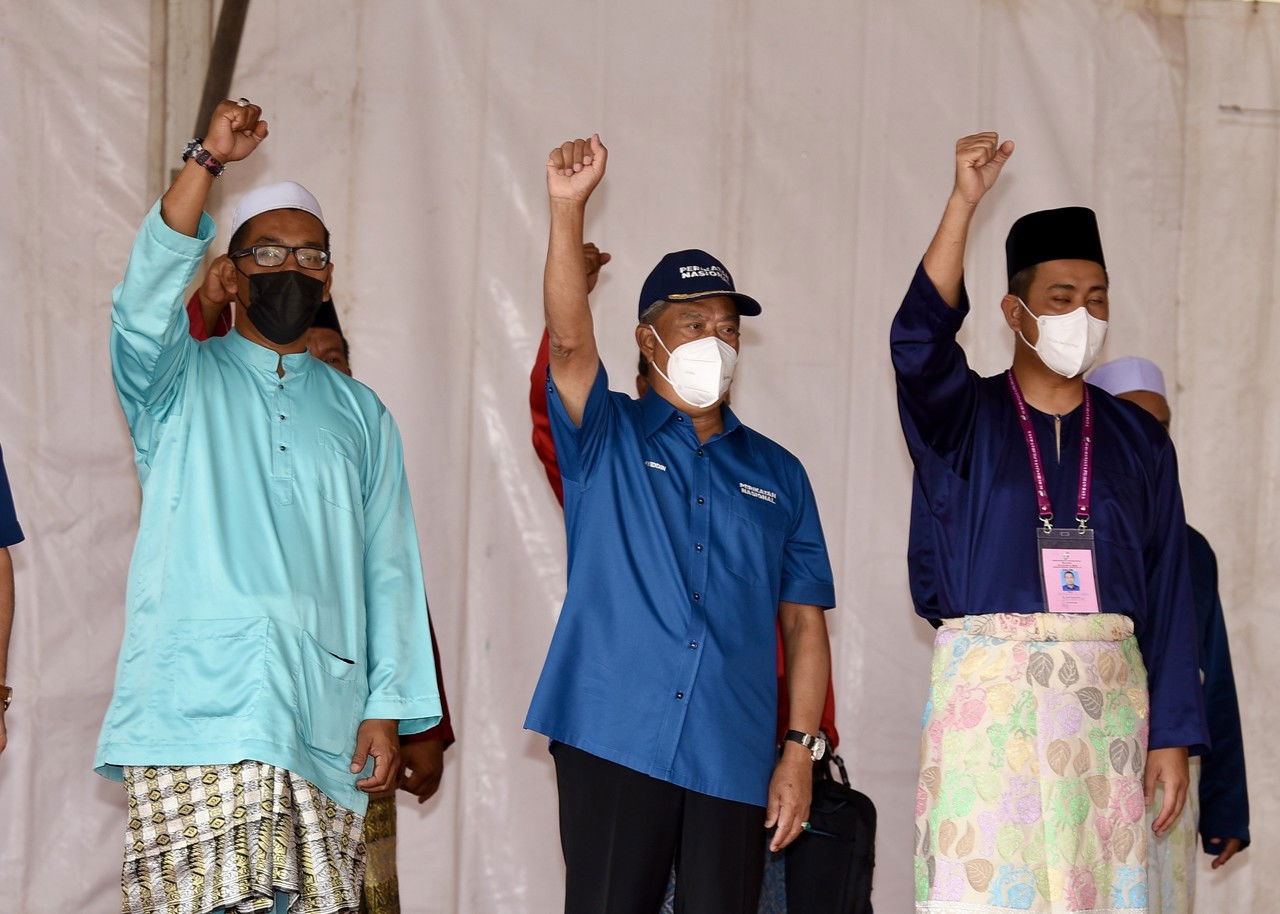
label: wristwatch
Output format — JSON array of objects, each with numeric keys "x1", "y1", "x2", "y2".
[
  {"x1": 182, "y1": 138, "x2": 225, "y2": 177},
  {"x1": 784, "y1": 729, "x2": 826, "y2": 761},
  {"x1": 1, "y1": 686, "x2": 11, "y2": 711}
]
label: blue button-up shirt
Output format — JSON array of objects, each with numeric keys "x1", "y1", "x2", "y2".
[
  {"x1": 95, "y1": 203, "x2": 440, "y2": 813},
  {"x1": 891, "y1": 263, "x2": 1208, "y2": 753},
  {"x1": 525, "y1": 365, "x2": 835, "y2": 807}
]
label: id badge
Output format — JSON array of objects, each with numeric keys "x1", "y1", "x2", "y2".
[{"x1": 1037, "y1": 528, "x2": 1101, "y2": 614}]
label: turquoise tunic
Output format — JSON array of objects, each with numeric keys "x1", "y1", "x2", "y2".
[{"x1": 95, "y1": 203, "x2": 440, "y2": 813}]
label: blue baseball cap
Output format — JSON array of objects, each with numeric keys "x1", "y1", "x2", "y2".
[{"x1": 637, "y1": 249, "x2": 762, "y2": 320}]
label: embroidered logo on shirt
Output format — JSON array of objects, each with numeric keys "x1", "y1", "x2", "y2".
[
  {"x1": 645, "y1": 460, "x2": 668, "y2": 472},
  {"x1": 739, "y1": 483, "x2": 777, "y2": 504}
]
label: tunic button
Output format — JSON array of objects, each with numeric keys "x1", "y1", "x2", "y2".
[
  {"x1": 696, "y1": 496, "x2": 705, "y2": 505},
  {"x1": 689, "y1": 641, "x2": 698, "y2": 649},
  {"x1": 675, "y1": 692, "x2": 684, "y2": 700},
  {"x1": 279, "y1": 414, "x2": 286, "y2": 421},
  {"x1": 697, "y1": 448, "x2": 704, "y2": 457},
  {"x1": 693, "y1": 593, "x2": 700, "y2": 601},
  {"x1": 279, "y1": 445, "x2": 286, "y2": 451},
  {"x1": 277, "y1": 383, "x2": 283, "y2": 390},
  {"x1": 695, "y1": 543, "x2": 704, "y2": 552}
]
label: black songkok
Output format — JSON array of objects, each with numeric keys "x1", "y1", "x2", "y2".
[
  {"x1": 311, "y1": 299, "x2": 343, "y2": 336},
  {"x1": 1005, "y1": 207, "x2": 1105, "y2": 281}
]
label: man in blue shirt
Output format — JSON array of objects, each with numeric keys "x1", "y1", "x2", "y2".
[
  {"x1": 101, "y1": 99, "x2": 440, "y2": 914},
  {"x1": 893, "y1": 134, "x2": 1208, "y2": 912},
  {"x1": 0, "y1": 443, "x2": 23, "y2": 760},
  {"x1": 1090, "y1": 356, "x2": 1250, "y2": 912},
  {"x1": 527, "y1": 134, "x2": 836, "y2": 914}
]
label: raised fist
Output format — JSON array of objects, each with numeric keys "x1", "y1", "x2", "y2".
[
  {"x1": 202, "y1": 99, "x2": 269, "y2": 163},
  {"x1": 583, "y1": 242, "x2": 611, "y2": 293},
  {"x1": 952, "y1": 132, "x2": 1014, "y2": 206},
  {"x1": 547, "y1": 134, "x2": 607, "y2": 205}
]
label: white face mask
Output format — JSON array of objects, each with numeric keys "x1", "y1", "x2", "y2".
[
  {"x1": 1018, "y1": 298, "x2": 1108, "y2": 379},
  {"x1": 646, "y1": 325, "x2": 737, "y2": 409}
]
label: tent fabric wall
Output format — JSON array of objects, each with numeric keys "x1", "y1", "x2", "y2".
[{"x1": 0, "y1": 1, "x2": 1272, "y2": 911}]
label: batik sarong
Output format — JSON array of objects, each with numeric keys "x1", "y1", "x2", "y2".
[
  {"x1": 359, "y1": 790, "x2": 400, "y2": 914},
  {"x1": 1146, "y1": 758, "x2": 1199, "y2": 914},
  {"x1": 916, "y1": 613, "x2": 1150, "y2": 914},
  {"x1": 122, "y1": 761, "x2": 365, "y2": 914}
]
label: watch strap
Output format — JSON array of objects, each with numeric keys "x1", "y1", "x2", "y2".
[
  {"x1": 181, "y1": 138, "x2": 225, "y2": 177},
  {"x1": 784, "y1": 728, "x2": 825, "y2": 760}
]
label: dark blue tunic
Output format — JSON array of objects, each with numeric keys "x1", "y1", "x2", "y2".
[
  {"x1": 891, "y1": 264, "x2": 1209, "y2": 752},
  {"x1": 1187, "y1": 526, "x2": 1250, "y2": 852}
]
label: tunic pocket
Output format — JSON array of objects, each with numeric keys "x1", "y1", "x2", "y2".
[
  {"x1": 317, "y1": 427, "x2": 361, "y2": 514},
  {"x1": 165, "y1": 617, "x2": 269, "y2": 719},
  {"x1": 299, "y1": 630, "x2": 362, "y2": 758},
  {"x1": 724, "y1": 492, "x2": 788, "y2": 587}
]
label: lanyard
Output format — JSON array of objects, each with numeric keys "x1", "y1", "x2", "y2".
[{"x1": 1005, "y1": 370, "x2": 1093, "y2": 531}]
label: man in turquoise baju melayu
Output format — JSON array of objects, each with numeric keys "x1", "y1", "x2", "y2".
[{"x1": 96, "y1": 99, "x2": 441, "y2": 914}]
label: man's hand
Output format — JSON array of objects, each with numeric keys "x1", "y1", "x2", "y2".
[
  {"x1": 351, "y1": 718, "x2": 400, "y2": 793},
  {"x1": 547, "y1": 135, "x2": 607, "y2": 206},
  {"x1": 951, "y1": 132, "x2": 1014, "y2": 208},
  {"x1": 1208, "y1": 837, "x2": 1245, "y2": 869},
  {"x1": 583, "y1": 242, "x2": 611, "y2": 294},
  {"x1": 399, "y1": 739, "x2": 445, "y2": 804},
  {"x1": 764, "y1": 746, "x2": 813, "y2": 852},
  {"x1": 1145, "y1": 746, "x2": 1189, "y2": 836},
  {"x1": 202, "y1": 99, "x2": 268, "y2": 164}
]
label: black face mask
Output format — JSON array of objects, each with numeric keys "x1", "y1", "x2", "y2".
[{"x1": 246, "y1": 271, "x2": 326, "y2": 344}]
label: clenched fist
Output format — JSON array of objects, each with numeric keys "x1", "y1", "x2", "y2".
[
  {"x1": 547, "y1": 134, "x2": 607, "y2": 205},
  {"x1": 583, "y1": 242, "x2": 611, "y2": 293},
  {"x1": 952, "y1": 132, "x2": 1014, "y2": 207},
  {"x1": 202, "y1": 99, "x2": 269, "y2": 163}
]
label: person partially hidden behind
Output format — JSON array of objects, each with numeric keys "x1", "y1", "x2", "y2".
[
  {"x1": 98, "y1": 99, "x2": 441, "y2": 914},
  {"x1": 1089, "y1": 356, "x2": 1250, "y2": 914}
]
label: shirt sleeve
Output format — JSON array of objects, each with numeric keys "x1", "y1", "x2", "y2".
[
  {"x1": 402, "y1": 615, "x2": 456, "y2": 747},
  {"x1": 1139, "y1": 440, "x2": 1210, "y2": 753},
  {"x1": 778, "y1": 460, "x2": 836, "y2": 608},
  {"x1": 890, "y1": 263, "x2": 980, "y2": 466},
  {"x1": 530, "y1": 331, "x2": 565, "y2": 506},
  {"x1": 0, "y1": 446, "x2": 23, "y2": 548},
  {"x1": 360, "y1": 406, "x2": 442, "y2": 735},
  {"x1": 1189, "y1": 531, "x2": 1250, "y2": 851},
  {"x1": 110, "y1": 201, "x2": 212, "y2": 449},
  {"x1": 545, "y1": 361, "x2": 614, "y2": 485}
]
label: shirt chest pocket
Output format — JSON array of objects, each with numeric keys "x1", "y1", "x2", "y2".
[
  {"x1": 724, "y1": 493, "x2": 789, "y2": 588},
  {"x1": 316, "y1": 427, "x2": 362, "y2": 514}
]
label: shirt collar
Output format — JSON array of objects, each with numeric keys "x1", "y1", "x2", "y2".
[
  {"x1": 639, "y1": 388, "x2": 741, "y2": 440},
  {"x1": 222, "y1": 328, "x2": 315, "y2": 377}
]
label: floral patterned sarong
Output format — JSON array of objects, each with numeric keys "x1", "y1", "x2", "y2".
[{"x1": 916, "y1": 613, "x2": 1150, "y2": 913}]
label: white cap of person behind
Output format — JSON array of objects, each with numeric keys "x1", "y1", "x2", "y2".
[
  {"x1": 229, "y1": 181, "x2": 325, "y2": 240},
  {"x1": 1087, "y1": 356, "x2": 1167, "y2": 398}
]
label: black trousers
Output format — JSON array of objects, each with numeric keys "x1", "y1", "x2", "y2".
[{"x1": 552, "y1": 742, "x2": 766, "y2": 914}]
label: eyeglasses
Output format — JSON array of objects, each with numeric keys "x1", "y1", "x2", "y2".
[{"x1": 230, "y1": 244, "x2": 330, "y2": 270}]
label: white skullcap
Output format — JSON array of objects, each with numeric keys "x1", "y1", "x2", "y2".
[
  {"x1": 1088, "y1": 356, "x2": 1167, "y2": 398},
  {"x1": 229, "y1": 181, "x2": 325, "y2": 240}
]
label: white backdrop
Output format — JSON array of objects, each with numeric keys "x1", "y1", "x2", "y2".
[{"x1": 0, "y1": 1, "x2": 1274, "y2": 911}]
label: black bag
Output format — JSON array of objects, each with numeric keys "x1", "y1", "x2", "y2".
[{"x1": 784, "y1": 752, "x2": 876, "y2": 913}]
